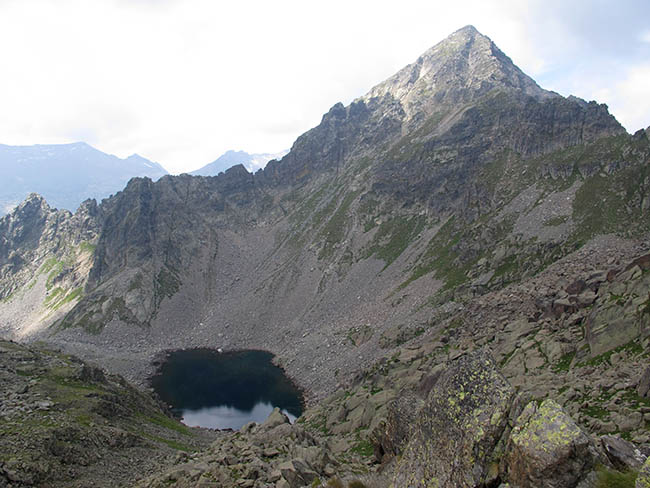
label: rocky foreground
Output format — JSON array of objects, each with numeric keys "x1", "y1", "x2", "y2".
[{"x1": 139, "y1": 347, "x2": 649, "y2": 488}]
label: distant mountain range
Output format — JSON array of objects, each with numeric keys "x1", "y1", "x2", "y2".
[
  {"x1": 0, "y1": 142, "x2": 168, "y2": 213},
  {"x1": 190, "y1": 149, "x2": 288, "y2": 176}
]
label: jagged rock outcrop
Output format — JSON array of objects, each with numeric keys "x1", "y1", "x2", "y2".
[{"x1": 0, "y1": 194, "x2": 97, "y2": 289}]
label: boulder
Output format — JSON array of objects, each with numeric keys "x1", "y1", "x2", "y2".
[
  {"x1": 638, "y1": 365, "x2": 650, "y2": 398},
  {"x1": 600, "y1": 435, "x2": 647, "y2": 471},
  {"x1": 391, "y1": 350, "x2": 515, "y2": 487},
  {"x1": 638, "y1": 456, "x2": 650, "y2": 488},
  {"x1": 566, "y1": 279, "x2": 587, "y2": 295},
  {"x1": 503, "y1": 399, "x2": 595, "y2": 488},
  {"x1": 262, "y1": 408, "x2": 290, "y2": 431},
  {"x1": 278, "y1": 458, "x2": 318, "y2": 488},
  {"x1": 370, "y1": 392, "x2": 423, "y2": 462}
]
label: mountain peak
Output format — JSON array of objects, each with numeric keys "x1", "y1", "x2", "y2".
[
  {"x1": 455, "y1": 24, "x2": 479, "y2": 34},
  {"x1": 13, "y1": 192, "x2": 52, "y2": 215},
  {"x1": 362, "y1": 26, "x2": 555, "y2": 120}
]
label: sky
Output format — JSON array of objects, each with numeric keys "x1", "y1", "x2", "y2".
[{"x1": 0, "y1": 0, "x2": 648, "y2": 174}]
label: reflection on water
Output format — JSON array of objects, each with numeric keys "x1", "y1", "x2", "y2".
[
  {"x1": 150, "y1": 349, "x2": 303, "y2": 430},
  {"x1": 182, "y1": 401, "x2": 298, "y2": 430}
]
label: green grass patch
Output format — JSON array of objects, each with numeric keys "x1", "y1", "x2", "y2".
[
  {"x1": 492, "y1": 255, "x2": 520, "y2": 279},
  {"x1": 318, "y1": 190, "x2": 360, "y2": 259},
  {"x1": 596, "y1": 466, "x2": 637, "y2": 488},
  {"x1": 400, "y1": 216, "x2": 482, "y2": 292},
  {"x1": 45, "y1": 287, "x2": 65, "y2": 304},
  {"x1": 362, "y1": 215, "x2": 426, "y2": 270},
  {"x1": 578, "y1": 340, "x2": 644, "y2": 367},
  {"x1": 78, "y1": 241, "x2": 96, "y2": 254},
  {"x1": 620, "y1": 389, "x2": 650, "y2": 410},
  {"x1": 553, "y1": 351, "x2": 576, "y2": 372},
  {"x1": 154, "y1": 267, "x2": 181, "y2": 306},
  {"x1": 581, "y1": 404, "x2": 610, "y2": 420},
  {"x1": 40, "y1": 258, "x2": 64, "y2": 290},
  {"x1": 350, "y1": 439, "x2": 374, "y2": 457},
  {"x1": 499, "y1": 349, "x2": 516, "y2": 367},
  {"x1": 545, "y1": 215, "x2": 569, "y2": 226},
  {"x1": 140, "y1": 413, "x2": 193, "y2": 436},
  {"x1": 142, "y1": 432, "x2": 192, "y2": 452}
]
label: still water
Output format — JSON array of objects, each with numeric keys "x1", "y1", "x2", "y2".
[{"x1": 150, "y1": 349, "x2": 303, "y2": 430}]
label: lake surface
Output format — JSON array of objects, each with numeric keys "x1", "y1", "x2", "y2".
[{"x1": 150, "y1": 349, "x2": 303, "y2": 430}]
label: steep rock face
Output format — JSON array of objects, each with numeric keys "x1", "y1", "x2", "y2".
[
  {"x1": 0, "y1": 194, "x2": 100, "y2": 303},
  {"x1": 585, "y1": 254, "x2": 650, "y2": 356},
  {"x1": 0, "y1": 195, "x2": 101, "y2": 339}
]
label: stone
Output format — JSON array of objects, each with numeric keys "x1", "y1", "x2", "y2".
[
  {"x1": 638, "y1": 456, "x2": 650, "y2": 488},
  {"x1": 638, "y1": 365, "x2": 650, "y2": 398},
  {"x1": 241, "y1": 421, "x2": 257, "y2": 434},
  {"x1": 600, "y1": 435, "x2": 647, "y2": 471},
  {"x1": 391, "y1": 350, "x2": 515, "y2": 487},
  {"x1": 566, "y1": 279, "x2": 587, "y2": 295},
  {"x1": 503, "y1": 399, "x2": 595, "y2": 488},
  {"x1": 261, "y1": 408, "x2": 290, "y2": 431},
  {"x1": 370, "y1": 392, "x2": 423, "y2": 462},
  {"x1": 612, "y1": 410, "x2": 643, "y2": 431},
  {"x1": 279, "y1": 459, "x2": 318, "y2": 488},
  {"x1": 576, "y1": 290, "x2": 597, "y2": 307}
]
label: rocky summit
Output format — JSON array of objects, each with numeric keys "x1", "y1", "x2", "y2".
[{"x1": 0, "y1": 26, "x2": 649, "y2": 487}]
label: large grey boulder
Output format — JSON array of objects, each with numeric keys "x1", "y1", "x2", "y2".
[
  {"x1": 600, "y1": 435, "x2": 647, "y2": 471},
  {"x1": 503, "y1": 399, "x2": 596, "y2": 488},
  {"x1": 638, "y1": 365, "x2": 650, "y2": 398},
  {"x1": 391, "y1": 350, "x2": 515, "y2": 487}
]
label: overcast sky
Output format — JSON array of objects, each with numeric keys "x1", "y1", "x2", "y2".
[{"x1": 0, "y1": 0, "x2": 648, "y2": 174}]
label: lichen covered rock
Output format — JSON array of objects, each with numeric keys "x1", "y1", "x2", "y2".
[
  {"x1": 504, "y1": 399, "x2": 595, "y2": 488},
  {"x1": 638, "y1": 456, "x2": 650, "y2": 488},
  {"x1": 391, "y1": 350, "x2": 515, "y2": 487}
]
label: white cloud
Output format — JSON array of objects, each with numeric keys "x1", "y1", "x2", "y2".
[
  {"x1": 0, "y1": 0, "x2": 648, "y2": 173},
  {"x1": 607, "y1": 64, "x2": 650, "y2": 132}
]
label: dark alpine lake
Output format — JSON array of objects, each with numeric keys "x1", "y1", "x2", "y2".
[{"x1": 150, "y1": 349, "x2": 303, "y2": 430}]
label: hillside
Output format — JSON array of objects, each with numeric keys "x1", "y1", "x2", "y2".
[
  {"x1": 0, "y1": 25, "x2": 649, "y2": 487},
  {"x1": 0, "y1": 338, "x2": 215, "y2": 487},
  {"x1": 0, "y1": 142, "x2": 167, "y2": 213}
]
